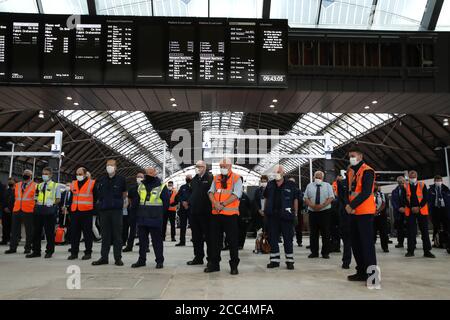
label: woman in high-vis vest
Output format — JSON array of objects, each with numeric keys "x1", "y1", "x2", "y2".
[
  {"x1": 68, "y1": 167, "x2": 96, "y2": 261},
  {"x1": 162, "y1": 181, "x2": 177, "y2": 242},
  {"x1": 207, "y1": 158, "x2": 242, "y2": 275},
  {"x1": 345, "y1": 146, "x2": 377, "y2": 285},
  {"x1": 401, "y1": 170, "x2": 435, "y2": 258},
  {"x1": 5, "y1": 169, "x2": 36, "y2": 254}
]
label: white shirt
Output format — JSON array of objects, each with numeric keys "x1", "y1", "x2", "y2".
[{"x1": 303, "y1": 181, "x2": 335, "y2": 211}]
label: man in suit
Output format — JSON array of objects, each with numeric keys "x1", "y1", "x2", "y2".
[
  {"x1": 392, "y1": 176, "x2": 406, "y2": 248},
  {"x1": 428, "y1": 175, "x2": 450, "y2": 249}
]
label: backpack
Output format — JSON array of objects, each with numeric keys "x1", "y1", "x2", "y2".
[{"x1": 253, "y1": 231, "x2": 271, "y2": 254}]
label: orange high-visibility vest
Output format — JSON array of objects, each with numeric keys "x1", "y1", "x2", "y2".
[
  {"x1": 332, "y1": 181, "x2": 338, "y2": 197},
  {"x1": 70, "y1": 178, "x2": 95, "y2": 212},
  {"x1": 212, "y1": 172, "x2": 240, "y2": 216},
  {"x1": 13, "y1": 181, "x2": 37, "y2": 213},
  {"x1": 347, "y1": 163, "x2": 376, "y2": 215},
  {"x1": 168, "y1": 189, "x2": 177, "y2": 212},
  {"x1": 404, "y1": 182, "x2": 429, "y2": 217}
]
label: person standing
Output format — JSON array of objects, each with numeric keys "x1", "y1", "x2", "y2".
[
  {"x1": 186, "y1": 160, "x2": 213, "y2": 266},
  {"x1": 304, "y1": 171, "x2": 335, "y2": 259},
  {"x1": 392, "y1": 176, "x2": 406, "y2": 248},
  {"x1": 288, "y1": 177, "x2": 304, "y2": 247},
  {"x1": 174, "y1": 175, "x2": 192, "y2": 247},
  {"x1": 401, "y1": 170, "x2": 435, "y2": 258},
  {"x1": 428, "y1": 175, "x2": 450, "y2": 248},
  {"x1": 131, "y1": 167, "x2": 169, "y2": 269},
  {"x1": 162, "y1": 181, "x2": 177, "y2": 242},
  {"x1": 264, "y1": 166, "x2": 298, "y2": 270},
  {"x1": 5, "y1": 169, "x2": 36, "y2": 255},
  {"x1": 253, "y1": 175, "x2": 269, "y2": 235},
  {"x1": 207, "y1": 158, "x2": 242, "y2": 275},
  {"x1": 330, "y1": 175, "x2": 343, "y2": 252},
  {"x1": 373, "y1": 183, "x2": 389, "y2": 253},
  {"x1": 0, "y1": 178, "x2": 15, "y2": 245},
  {"x1": 59, "y1": 182, "x2": 72, "y2": 244},
  {"x1": 345, "y1": 146, "x2": 377, "y2": 282},
  {"x1": 68, "y1": 167, "x2": 96, "y2": 260},
  {"x1": 27, "y1": 167, "x2": 61, "y2": 259},
  {"x1": 123, "y1": 172, "x2": 144, "y2": 252},
  {"x1": 92, "y1": 159, "x2": 128, "y2": 266},
  {"x1": 238, "y1": 179, "x2": 252, "y2": 250},
  {"x1": 336, "y1": 173, "x2": 352, "y2": 269}
]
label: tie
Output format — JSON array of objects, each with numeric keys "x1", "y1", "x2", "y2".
[
  {"x1": 315, "y1": 184, "x2": 321, "y2": 205},
  {"x1": 42, "y1": 183, "x2": 47, "y2": 203}
]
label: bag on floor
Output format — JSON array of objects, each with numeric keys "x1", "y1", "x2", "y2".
[
  {"x1": 253, "y1": 231, "x2": 271, "y2": 254},
  {"x1": 55, "y1": 213, "x2": 67, "y2": 244},
  {"x1": 435, "y1": 231, "x2": 448, "y2": 248}
]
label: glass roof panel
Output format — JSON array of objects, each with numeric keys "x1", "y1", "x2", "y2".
[
  {"x1": 210, "y1": 0, "x2": 263, "y2": 18},
  {"x1": 95, "y1": 0, "x2": 153, "y2": 16},
  {"x1": 42, "y1": 0, "x2": 89, "y2": 14},
  {"x1": 436, "y1": 0, "x2": 450, "y2": 31},
  {"x1": 319, "y1": 0, "x2": 373, "y2": 29},
  {"x1": 372, "y1": 0, "x2": 427, "y2": 30},
  {"x1": 0, "y1": 0, "x2": 39, "y2": 13},
  {"x1": 270, "y1": 0, "x2": 320, "y2": 27},
  {"x1": 153, "y1": 0, "x2": 208, "y2": 17}
]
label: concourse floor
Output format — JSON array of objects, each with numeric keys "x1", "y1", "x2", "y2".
[{"x1": 0, "y1": 233, "x2": 449, "y2": 300}]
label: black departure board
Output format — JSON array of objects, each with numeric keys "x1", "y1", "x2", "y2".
[
  {"x1": 42, "y1": 21, "x2": 72, "y2": 82},
  {"x1": 198, "y1": 21, "x2": 226, "y2": 84},
  {"x1": 74, "y1": 23, "x2": 102, "y2": 83},
  {"x1": 229, "y1": 21, "x2": 256, "y2": 85},
  {"x1": 167, "y1": 21, "x2": 195, "y2": 83},
  {"x1": 0, "y1": 22, "x2": 7, "y2": 81},
  {"x1": 11, "y1": 21, "x2": 40, "y2": 82},
  {"x1": 258, "y1": 22, "x2": 287, "y2": 86},
  {"x1": 104, "y1": 20, "x2": 133, "y2": 84},
  {"x1": 0, "y1": 13, "x2": 288, "y2": 88}
]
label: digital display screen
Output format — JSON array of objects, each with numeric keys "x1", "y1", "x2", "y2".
[
  {"x1": 104, "y1": 20, "x2": 133, "y2": 84},
  {"x1": 136, "y1": 24, "x2": 165, "y2": 84},
  {"x1": 0, "y1": 22, "x2": 7, "y2": 81},
  {"x1": 167, "y1": 21, "x2": 195, "y2": 84},
  {"x1": 74, "y1": 23, "x2": 102, "y2": 83},
  {"x1": 258, "y1": 22, "x2": 287, "y2": 86},
  {"x1": 198, "y1": 21, "x2": 226, "y2": 84},
  {"x1": 10, "y1": 21, "x2": 40, "y2": 82},
  {"x1": 42, "y1": 21, "x2": 72, "y2": 83},
  {"x1": 228, "y1": 21, "x2": 256, "y2": 85}
]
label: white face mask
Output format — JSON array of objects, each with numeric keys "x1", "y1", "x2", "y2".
[
  {"x1": 260, "y1": 182, "x2": 267, "y2": 188},
  {"x1": 136, "y1": 177, "x2": 143, "y2": 184},
  {"x1": 42, "y1": 175, "x2": 50, "y2": 182},
  {"x1": 76, "y1": 175, "x2": 84, "y2": 182},
  {"x1": 220, "y1": 168, "x2": 229, "y2": 175},
  {"x1": 168, "y1": 186, "x2": 173, "y2": 191},
  {"x1": 273, "y1": 173, "x2": 282, "y2": 181},
  {"x1": 435, "y1": 181, "x2": 442, "y2": 187},
  {"x1": 349, "y1": 157, "x2": 359, "y2": 166},
  {"x1": 106, "y1": 165, "x2": 115, "y2": 175},
  {"x1": 410, "y1": 178, "x2": 417, "y2": 184},
  {"x1": 315, "y1": 178, "x2": 322, "y2": 184}
]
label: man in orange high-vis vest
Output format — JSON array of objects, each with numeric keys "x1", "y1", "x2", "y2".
[
  {"x1": 400, "y1": 170, "x2": 435, "y2": 258},
  {"x1": 162, "y1": 181, "x2": 177, "y2": 242},
  {"x1": 207, "y1": 158, "x2": 242, "y2": 275},
  {"x1": 345, "y1": 146, "x2": 377, "y2": 283},
  {"x1": 5, "y1": 169, "x2": 36, "y2": 254},
  {"x1": 68, "y1": 167, "x2": 96, "y2": 261}
]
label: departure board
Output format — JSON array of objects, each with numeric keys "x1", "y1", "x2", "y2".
[
  {"x1": 0, "y1": 22, "x2": 7, "y2": 81},
  {"x1": 104, "y1": 20, "x2": 133, "y2": 84},
  {"x1": 228, "y1": 21, "x2": 256, "y2": 85},
  {"x1": 198, "y1": 21, "x2": 226, "y2": 84},
  {"x1": 42, "y1": 21, "x2": 72, "y2": 82},
  {"x1": 74, "y1": 23, "x2": 102, "y2": 83},
  {"x1": 167, "y1": 21, "x2": 195, "y2": 84},
  {"x1": 258, "y1": 22, "x2": 287, "y2": 86},
  {"x1": 136, "y1": 24, "x2": 165, "y2": 84},
  {"x1": 10, "y1": 21, "x2": 40, "y2": 82}
]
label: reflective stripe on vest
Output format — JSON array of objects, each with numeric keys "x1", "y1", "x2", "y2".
[
  {"x1": 13, "y1": 181, "x2": 37, "y2": 213},
  {"x1": 212, "y1": 172, "x2": 240, "y2": 216},
  {"x1": 71, "y1": 178, "x2": 95, "y2": 212},
  {"x1": 347, "y1": 163, "x2": 376, "y2": 215},
  {"x1": 36, "y1": 181, "x2": 58, "y2": 206},
  {"x1": 405, "y1": 182, "x2": 429, "y2": 216},
  {"x1": 139, "y1": 183, "x2": 164, "y2": 207}
]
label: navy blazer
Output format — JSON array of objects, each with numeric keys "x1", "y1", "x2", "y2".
[
  {"x1": 391, "y1": 185, "x2": 403, "y2": 211},
  {"x1": 428, "y1": 184, "x2": 450, "y2": 212}
]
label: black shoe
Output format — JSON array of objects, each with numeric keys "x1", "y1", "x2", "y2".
[
  {"x1": 266, "y1": 262, "x2": 280, "y2": 268},
  {"x1": 68, "y1": 248, "x2": 72, "y2": 252},
  {"x1": 347, "y1": 273, "x2": 367, "y2": 282},
  {"x1": 187, "y1": 259, "x2": 204, "y2": 265},
  {"x1": 24, "y1": 249, "x2": 31, "y2": 254},
  {"x1": 146, "y1": 248, "x2": 150, "y2": 253},
  {"x1": 26, "y1": 252, "x2": 41, "y2": 258},
  {"x1": 0, "y1": 241, "x2": 8, "y2": 245},
  {"x1": 424, "y1": 251, "x2": 435, "y2": 258},
  {"x1": 131, "y1": 261, "x2": 146, "y2": 268},
  {"x1": 306, "y1": 245, "x2": 311, "y2": 249},
  {"x1": 92, "y1": 258, "x2": 108, "y2": 266},
  {"x1": 286, "y1": 262, "x2": 294, "y2": 270},
  {"x1": 222, "y1": 246, "x2": 229, "y2": 251},
  {"x1": 405, "y1": 252, "x2": 415, "y2": 257},
  {"x1": 44, "y1": 253, "x2": 52, "y2": 259},
  {"x1": 230, "y1": 268, "x2": 239, "y2": 275},
  {"x1": 171, "y1": 238, "x2": 176, "y2": 242},
  {"x1": 115, "y1": 259, "x2": 124, "y2": 266},
  {"x1": 5, "y1": 249, "x2": 16, "y2": 254},
  {"x1": 123, "y1": 246, "x2": 133, "y2": 252},
  {"x1": 322, "y1": 254, "x2": 330, "y2": 259},
  {"x1": 238, "y1": 246, "x2": 244, "y2": 250},
  {"x1": 447, "y1": 248, "x2": 450, "y2": 254},
  {"x1": 342, "y1": 264, "x2": 350, "y2": 269},
  {"x1": 175, "y1": 242, "x2": 185, "y2": 247},
  {"x1": 297, "y1": 243, "x2": 303, "y2": 247},
  {"x1": 395, "y1": 244, "x2": 404, "y2": 248},
  {"x1": 383, "y1": 248, "x2": 389, "y2": 253},
  {"x1": 308, "y1": 253, "x2": 319, "y2": 258},
  {"x1": 68, "y1": 254, "x2": 78, "y2": 260},
  {"x1": 204, "y1": 266, "x2": 220, "y2": 273},
  {"x1": 156, "y1": 263, "x2": 164, "y2": 269},
  {"x1": 81, "y1": 253, "x2": 91, "y2": 260}
]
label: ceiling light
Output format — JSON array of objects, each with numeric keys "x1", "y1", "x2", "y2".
[
  {"x1": 38, "y1": 110, "x2": 44, "y2": 119},
  {"x1": 73, "y1": 102, "x2": 79, "y2": 106},
  {"x1": 364, "y1": 106, "x2": 370, "y2": 110},
  {"x1": 269, "y1": 104, "x2": 275, "y2": 108},
  {"x1": 272, "y1": 99, "x2": 278, "y2": 103},
  {"x1": 66, "y1": 96, "x2": 72, "y2": 100},
  {"x1": 372, "y1": 100, "x2": 378, "y2": 104},
  {"x1": 170, "y1": 98, "x2": 176, "y2": 102},
  {"x1": 172, "y1": 103, "x2": 177, "y2": 107},
  {"x1": 444, "y1": 122, "x2": 449, "y2": 127}
]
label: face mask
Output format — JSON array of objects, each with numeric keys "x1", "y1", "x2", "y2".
[
  {"x1": 349, "y1": 157, "x2": 359, "y2": 166},
  {"x1": 136, "y1": 177, "x2": 143, "y2": 184},
  {"x1": 23, "y1": 174, "x2": 30, "y2": 181},
  {"x1": 42, "y1": 175, "x2": 50, "y2": 182},
  {"x1": 168, "y1": 186, "x2": 173, "y2": 190},
  {"x1": 315, "y1": 179, "x2": 322, "y2": 184},
  {"x1": 273, "y1": 173, "x2": 282, "y2": 181},
  {"x1": 106, "y1": 165, "x2": 115, "y2": 174},
  {"x1": 410, "y1": 178, "x2": 417, "y2": 184},
  {"x1": 260, "y1": 182, "x2": 267, "y2": 188},
  {"x1": 76, "y1": 175, "x2": 84, "y2": 182},
  {"x1": 435, "y1": 181, "x2": 442, "y2": 187},
  {"x1": 220, "y1": 168, "x2": 229, "y2": 175},
  {"x1": 186, "y1": 178, "x2": 192, "y2": 183}
]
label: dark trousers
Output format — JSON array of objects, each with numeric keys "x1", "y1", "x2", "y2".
[
  {"x1": 10, "y1": 212, "x2": 33, "y2": 251},
  {"x1": 238, "y1": 218, "x2": 251, "y2": 248},
  {"x1": 309, "y1": 210, "x2": 332, "y2": 256},
  {"x1": 330, "y1": 208, "x2": 341, "y2": 251},
  {"x1": 138, "y1": 225, "x2": 164, "y2": 264},
  {"x1": 99, "y1": 209, "x2": 123, "y2": 261},
  {"x1": 122, "y1": 215, "x2": 130, "y2": 244},
  {"x1": 430, "y1": 207, "x2": 448, "y2": 241},
  {"x1": 350, "y1": 214, "x2": 377, "y2": 276},
  {"x1": 178, "y1": 208, "x2": 189, "y2": 244},
  {"x1": 267, "y1": 216, "x2": 294, "y2": 263},
  {"x1": 32, "y1": 214, "x2": 56, "y2": 254},
  {"x1": 295, "y1": 214, "x2": 303, "y2": 245},
  {"x1": 209, "y1": 214, "x2": 240, "y2": 268},
  {"x1": 374, "y1": 214, "x2": 389, "y2": 251},
  {"x1": 125, "y1": 210, "x2": 137, "y2": 248},
  {"x1": 394, "y1": 210, "x2": 406, "y2": 246},
  {"x1": 162, "y1": 210, "x2": 176, "y2": 240},
  {"x1": 1, "y1": 210, "x2": 12, "y2": 243},
  {"x1": 70, "y1": 212, "x2": 93, "y2": 255},
  {"x1": 339, "y1": 209, "x2": 352, "y2": 266},
  {"x1": 407, "y1": 214, "x2": 432, "y2": 253},
  {"x1": 191, "y1": 213, "x2": 210, "y2": 261}
]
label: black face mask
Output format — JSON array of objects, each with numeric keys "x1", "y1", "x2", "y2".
[
  {"x1": 23, "y1": 174, "x2": 30, "y2": 181},
  {"x1": 186, "y1": 178, "x2": 192, "y2": 183}
]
